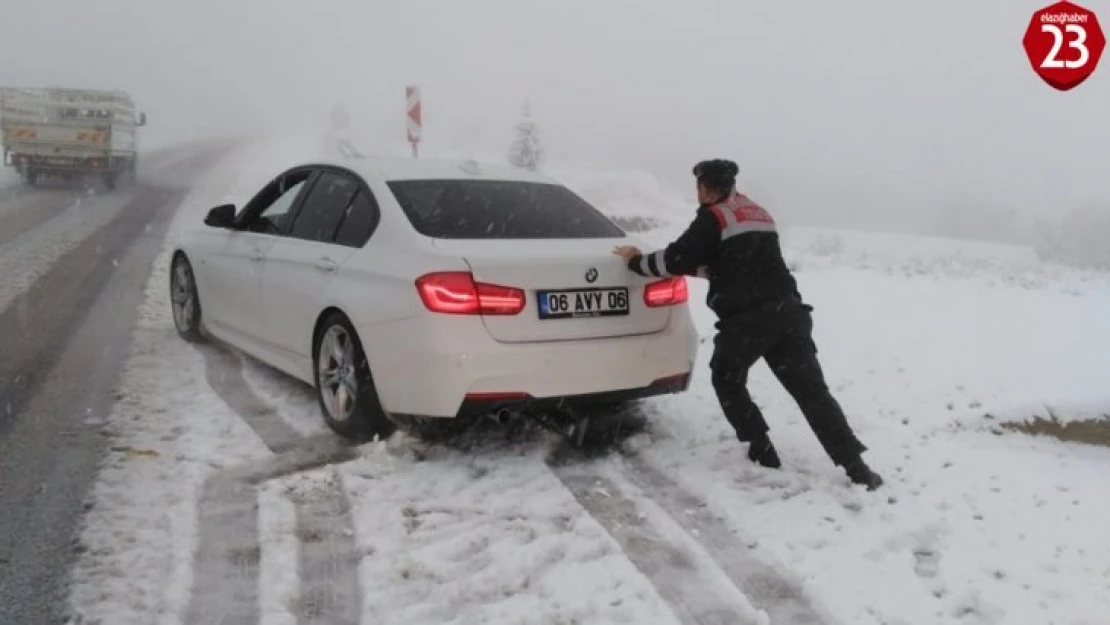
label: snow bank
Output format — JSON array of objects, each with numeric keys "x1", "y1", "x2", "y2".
[{"x1": 780, "y1": 226, "x2": 1110, "y2": 294}]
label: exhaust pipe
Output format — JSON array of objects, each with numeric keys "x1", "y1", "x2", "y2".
[{"x1": 488, "y1": 408, "x2": 514, "y2": 424}]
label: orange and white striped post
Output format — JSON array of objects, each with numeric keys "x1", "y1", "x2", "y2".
[{"x1": 406, "y1": 85, "x2": 421, "y2": 158}]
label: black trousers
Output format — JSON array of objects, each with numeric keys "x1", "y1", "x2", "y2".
[{"x1": 709, "y1": 302, "x2": 866, "y2": 466}]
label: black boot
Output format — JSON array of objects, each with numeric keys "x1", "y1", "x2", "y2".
[
  {"x1": 844, "y1": 458, "x2": 883, "y2": 490},
  {"x1": 747, "y1": 434, "x2": 782, "y2": 469}
]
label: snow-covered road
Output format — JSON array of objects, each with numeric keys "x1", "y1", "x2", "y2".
[
  {"x1": 64, "y1": 141, "x2": 1110, "y2": 625},
  {"x1": 0, "y1": 142, "x2": 232, "y2": 625}
]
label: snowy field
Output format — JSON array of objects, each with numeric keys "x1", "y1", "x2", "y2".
[{"x1": 68, "y1": 140, "x2": 1110, "y2": 625}]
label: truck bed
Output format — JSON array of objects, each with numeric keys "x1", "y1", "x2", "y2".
[{"x1": 1, "y1": 86, "x2": 145, "y2": 185}]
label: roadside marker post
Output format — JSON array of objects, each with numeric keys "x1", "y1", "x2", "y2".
[{"x1": 406, "y1": 86, "x2": 421, "y2": 158}]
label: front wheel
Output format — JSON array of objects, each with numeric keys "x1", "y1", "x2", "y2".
[
  {"x1": 313, "y1": 313, "x2": 395, "y2": 442},
  {"x1": 170, "y1": 253, "x2": 205, "y2": 342}
]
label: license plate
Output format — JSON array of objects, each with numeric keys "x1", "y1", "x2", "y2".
[{"x1": 537, "y1": 287, "x2": 629, "y2": 319}]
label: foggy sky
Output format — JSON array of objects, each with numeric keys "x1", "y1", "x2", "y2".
[{"x1": 1, "y1": 0, "x2": 1107, "y2": 232}]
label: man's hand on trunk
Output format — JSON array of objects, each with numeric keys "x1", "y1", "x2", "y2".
[{"x1": 613, "y1": 245, "x2": 642, "y2": 262}]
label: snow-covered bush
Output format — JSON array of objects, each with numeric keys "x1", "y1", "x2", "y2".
[
  {"x1": 923, "y1": 202, "x2": 1038, "y2": 246},
  {"x1": 806, "y1": 233, "x2": 844, "y2": 257}
]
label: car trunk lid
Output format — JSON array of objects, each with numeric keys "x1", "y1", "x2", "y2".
[{"x1": 431, "y1": 238, "x2": 674, "y2": 343}]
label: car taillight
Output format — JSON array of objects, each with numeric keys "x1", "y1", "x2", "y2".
[
  {"x1": 643, "y1": 276, "x2": 688, "y2": 307},
  {"x1": 416, "y1": 271, "x2": 525, "y2": 315}
]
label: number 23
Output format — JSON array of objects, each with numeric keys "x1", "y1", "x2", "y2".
[{"x1": 1041, "y1": 23, "x2": 1090, "y2": 69}]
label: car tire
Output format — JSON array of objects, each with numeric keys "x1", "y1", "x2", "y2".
[
  {"x1": 576, "y1": 401, "x2": 649, "y2": 448},
  {"x1": 313, "y1": 312, "x2": 395, "y2": 442},
  {"x1": 170, "y1": 253, "x2": 205, "y2": 343}
]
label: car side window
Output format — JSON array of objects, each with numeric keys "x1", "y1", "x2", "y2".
[
  {"x1": 333, "y1": 189, "x2": 380, "y2": 248},
  {"x1": 242, "y1": 171, "x2": 313, "y2": 235},
  {"x1": 288, "y1": 171, "x2": 360, "y2": 243}
]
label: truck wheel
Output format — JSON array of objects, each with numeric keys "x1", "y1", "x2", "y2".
[
  {"x1": 103, "y1": 173, "x2": 117, "y2": 190},
  {"x1": 24, "y1": 170, "x2": 38, "y2": 187}
]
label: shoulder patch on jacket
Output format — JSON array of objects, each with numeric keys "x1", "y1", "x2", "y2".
[{"x1": 710, "y1": 193, "x2": 776, "y2": 240}]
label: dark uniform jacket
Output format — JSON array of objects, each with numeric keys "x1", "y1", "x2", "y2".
[{"x1": 627, "y1": 192, "x2": 802, "y2": 319}]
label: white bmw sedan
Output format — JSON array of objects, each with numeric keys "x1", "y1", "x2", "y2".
[{"x1": 170, "y1": 156, "x2": 699, "y2": 440}]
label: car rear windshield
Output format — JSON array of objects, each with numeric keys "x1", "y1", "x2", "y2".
[{"x1": 387, "y1": 179, "x2": 625, "y2": 239}]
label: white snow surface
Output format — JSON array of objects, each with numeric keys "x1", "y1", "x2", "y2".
[
  {"x1": 340, "y1": 448, "x2": 684, "y2": 625},
  {"x1": 67, "y1": 145, "x2": 274, "y2": 625},
  {"x1": 70, "y1": 137, "x2": 1110, "y2": 625}
]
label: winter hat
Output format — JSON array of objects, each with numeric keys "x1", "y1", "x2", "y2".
[{"x1": 693, "y1": 159, "x2": 740, "y2": 191}]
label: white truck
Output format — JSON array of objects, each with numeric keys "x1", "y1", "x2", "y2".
[{"x1": 0, "y1": 87, "x2": 147, "y2": 189}]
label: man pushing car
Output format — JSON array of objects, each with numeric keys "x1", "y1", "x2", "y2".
[{"x1": 614, "y1": 159, "x2": 883, "y2": 490}]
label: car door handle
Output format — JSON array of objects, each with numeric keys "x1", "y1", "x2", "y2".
[
  {"x1": 315, "y1": 257, "x2": 339, "y2": 273},
  {"x1": 249, "y1": 247, "x2": 265, "y2": 262}
]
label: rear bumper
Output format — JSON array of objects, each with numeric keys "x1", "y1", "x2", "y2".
[
  {"x1": 359, "y1": 305, "x2": 700, "y2": 418},
  {"x1": 5, "y1": 151, "x2": 123, "y2": 173},
  {"x1": 452, "y1": 372, "x2": 691, "y2": 418}
]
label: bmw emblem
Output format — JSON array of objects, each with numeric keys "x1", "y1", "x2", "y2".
[{"x1": 585, "y1": 267, "x2": 598, "y2": 283}]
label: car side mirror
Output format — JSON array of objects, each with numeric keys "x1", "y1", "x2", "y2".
[
  {"x1": 204, "y1": 204, "x2": 237, "y2": 228},
  {"x1": 137, "y1": 112, "x2": 147, "y2": 127}
]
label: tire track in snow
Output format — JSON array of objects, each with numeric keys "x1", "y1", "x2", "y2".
[
  {"x1": 184, "y1": 476, "x2": 263, "y2": 625},
  {"x1": 186, "y1": 347, "x2": 363, "y2": 625},
  {"x1": 548, "y1": 444, "x2": 830, "y2": 625},
  {"x1": 618, "y1": 453, "x2": 829, "y2": 624},
  {"x1": 290, "y1": 473, "x2": 361, "y2": 625},
  {"x1": 198, "y1": 342, "x2": 303, "y2": 452},
  {"x1": 192, "y1": 333, "x2": 825, "y2": 624},
  {"x1": 551, "y1": 459, "x2": 761, "y2": 625}
]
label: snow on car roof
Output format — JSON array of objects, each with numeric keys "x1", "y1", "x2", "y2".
[{"x1": 294, "y1": 154, "x2": 558, "y2": 184}]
